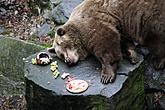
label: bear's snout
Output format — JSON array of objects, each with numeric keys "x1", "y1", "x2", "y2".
[
  {"x1": 65, "y1": 57, "x2": 78, "y2": 66},
  {"x1": 65, "y1": 57, "x2": 72, "y2": 65}
]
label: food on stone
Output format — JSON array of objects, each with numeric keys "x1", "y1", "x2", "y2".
[
  {"x1": 50, "y1": 66, "x2": 57, "y2": 72},
  {"x1": 31, "y1": 58, "x2": 37, "y2": 64},
  {"x1": 50, "y1": 61, "x2": 60, "y2": 79},
  {"x1": 53, "y1": 70, "x2": 60, "y2": 79},
  {"x1": 66, "y1": 80, "x2": 88, "y2": 94},
  {"x1": 61, "y1": 73, "x2": 70, "y2": 79},
  {"x1": 50, "y1": 61, "x2": 58, "y2": 66},
  {"x1": 39, "y1": 57, "x2": 50, "y2": 64},
  {"x1": 36, "y1": 52, "x2": 52, "y2": 65},
  {"x1": 32, "y1": 52, "x2": 52, "y2": 65},
  {"x1": 50, "y1": 61, "x2": 58, "y2": 71}
]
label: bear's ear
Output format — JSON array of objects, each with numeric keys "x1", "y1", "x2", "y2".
[{"x1": 57, "y1": 28, "x2": 65, "y2": 36}]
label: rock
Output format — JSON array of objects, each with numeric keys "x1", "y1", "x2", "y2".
[
  {"x1": 37, "y1": 23, "x2": 51, "y2": 37},
  {"x1": 28, "y1": 0, "x2": 51, "y2": 15},
  {"x1": 47, "y1": 0, "x2": 61, "y2": 19},
  {"x1": 145, "y1": 63, "x2": 165, "y2": 92},
  {"x1": 135, "y1": 46, "x2": 165, "y2": 110},
  {"x1": 0, "y1": 7, "x2": 7, "y2": 16},
  {"x1": 51, "y1": 0, "x2": 83, "y2": 24},
  {"x1": 51, "y1": 5, "x2": 68, "y2": 24},
  {"x1": 0, "y1": 95, "x2": 26, "y2": 110},
  {"x1": 24, "y1": 51, "x2": 144, "y2": 109},
  {"x1": 26, "y1": 0, "x2": 83, "y2": 24},
  {"x1": 159, "y1": 96, "x2": 165, "y2": 109},
  {"x1": 0, "y1": 36, "x2": 43, "y2": 96},
  {"x1": 43, "y1": 9, "x2": 52, "y2": 20},
  {"x1": 145, "y1": 92, "x2": 165, "y2": 110},
  {"x1": 144, "y1": 59, "x2": 165, "y2": 110},
  {"x1": 50, "y1": 0, "x2": 62, "y2": 5},
  {"x1": 0, "y1": 27, "x2": 6, "y2": 34},
  {"x1": 109, "y1": 63, "x2": 145, "y2": 110}
]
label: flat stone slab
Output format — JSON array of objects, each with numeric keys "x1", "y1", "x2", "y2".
[{"x1": 24, "y1": 51, "x2": 143, "y2": 98}]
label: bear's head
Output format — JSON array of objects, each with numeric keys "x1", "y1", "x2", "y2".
[{"x1": 51, "y1": 23, "x2": 89, "y2": 65}]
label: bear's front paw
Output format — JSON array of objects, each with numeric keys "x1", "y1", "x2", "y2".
[
  {"x1": 101, "y1": 68, "x2": 116, "y2": 84},
  {"x1": 130, "y1": 55, "x2": 140, "y2": 64},
  {"x1": 128, "y1": 49, "x2": 140, "y2": 64},
  {"x1": 153, "y1": 57, "x2": 165, "y2": 70}
]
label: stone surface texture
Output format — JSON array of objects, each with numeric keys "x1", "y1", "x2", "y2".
[
  {"x1": 25, "y1": 52, "x2": 143, "y2": 97},
  {"x1": 24, "y1": 51, "x2": 144, "y2": 110}
]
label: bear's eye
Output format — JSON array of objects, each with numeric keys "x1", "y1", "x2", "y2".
[
  {"x1": 57, "y1": 28, "x2": 65, "y2": 36},
  {"x1": 60, "y1": 53, "x2": 64, "y2": 59}
]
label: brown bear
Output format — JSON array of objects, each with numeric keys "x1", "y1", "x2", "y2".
[{"x1": 48, "y1": 0, "x2": 165, "y2": 84}]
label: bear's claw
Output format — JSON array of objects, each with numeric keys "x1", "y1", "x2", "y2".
[
  {"x1": 153, "y1": 57, "x2": 165, "y2": 70},
  {"x1": 128, "y1": 49, "x2": 140, "y2": 64},
  {"x1": 130, "y1": 56, "x2": 140, "y2": 64},
  {"x1": 101, "y1": 72, "x2": 115, "y2": 84}
]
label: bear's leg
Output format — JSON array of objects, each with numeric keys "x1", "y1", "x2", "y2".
[
  {"x1": 101, "y1": 63, "x2": 117, "y2": 84},
  {"x1": 121, "y1": 37, "x2": 140, "y2": 64},
  {"x1": 151, "y1": 43, "x2": 165, "y2": 69},
  {"x1": 99, "y1": 55, "x2": 118, "y2": 84},
  {"x1": 127, "y1": 48, "x2": 140, "y2": 64},
  {"x1": 146, "y1": 18, "x2": 165, "y2": 69}
]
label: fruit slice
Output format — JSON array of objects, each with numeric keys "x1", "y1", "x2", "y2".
[{"x1": 66, "y1": 80, "x2": 88, "y2": 94}]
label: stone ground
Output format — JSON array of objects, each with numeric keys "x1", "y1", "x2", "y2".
[
  {"x1": 0, "y1": 95, "x2": 26, "y2": 110},
  {"x1": 0, "y1": 0, "x2": 55, "y2": 47},
  {"x1": 24, "y1": 51, "x2": 144, "y2": 110},
  {"x1": 24, "y1": 52, "x2": 143, "y2": 97}
]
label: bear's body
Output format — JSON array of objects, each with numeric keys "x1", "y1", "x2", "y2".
[{"x1": 49, "y1": 0, "x2": 165, "y2": 84}]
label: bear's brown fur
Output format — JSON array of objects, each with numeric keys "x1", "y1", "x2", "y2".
[{"x1": 49, "y1": 0, "x2": 165, "y2": 84}]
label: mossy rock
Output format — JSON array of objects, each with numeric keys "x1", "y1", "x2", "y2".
[
  {"x1": 109, "y1": 63, "x2": 145, "y2": 110},
  {"x1": 0, "y1": 36, "x2": 43, "y2": 95}
]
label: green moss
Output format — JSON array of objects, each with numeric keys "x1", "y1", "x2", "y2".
[
  {"x1": 0, "y1": 37, "x2": 43, "y2": 95},
  {"x1": 86, "y1": 96, "x2": 110, "y2": 110},
  {"x1": 40, "y1": 43, "x2": 52, "y2": 48},
  {"x1": 47, "y1": 28, "x2": 55, "y2": 38},
  {"x1": 29, "y1": 34, "x2": 38, "y2": 42},
  {"x1": 109, "y1": 63, "x2": 145, "y2": 110},
  {"x1": 27, "y1": 34, "x2": 52, "y2": 48}
]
